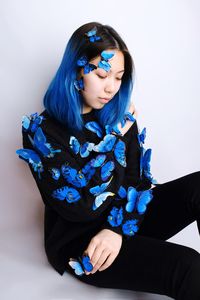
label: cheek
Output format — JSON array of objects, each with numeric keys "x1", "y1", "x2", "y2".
[{"x1": 84, "y1": 75, "x2": 102, "y2": 93}]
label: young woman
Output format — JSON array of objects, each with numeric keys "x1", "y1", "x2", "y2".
[{"x1": 16, "y1": 22, "x2": 200, "y2": 299}]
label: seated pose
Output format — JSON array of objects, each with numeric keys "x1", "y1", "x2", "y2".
[{"x1": 16, "y1": 22, "x2": 200, "y2": 300}]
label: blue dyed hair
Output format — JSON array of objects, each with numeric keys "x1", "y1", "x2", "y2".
[{"x1": 43, "y1": 22, "x2": 135, "y2": 134}]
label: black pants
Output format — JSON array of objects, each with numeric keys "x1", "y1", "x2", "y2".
[{"x1": 65, "y1": 171, "x2": 200, "y2": 300}]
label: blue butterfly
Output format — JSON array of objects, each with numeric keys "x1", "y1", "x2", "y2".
[
  {"x1": 125, "y1": 186, "x2": 153, "y2": 215},
  {"x1": 93, "y1": 134, "x2": 126, "y2": 167},
  {"x1": 138, "y1": 127, "x2": 146, "y2": 145},
  {"x1": 85, "y1": 121, "x2": 103, "y2": 138},
  {"x1": 22, "y1": 112, "x2": 45, "y2": 133},
  {"x1": 52, "y1": 186, "x2": 81, "y2": 203},
  {"x1": 107, "y1": 206, "x2": 124, "y2": 227},
  {"x1": 140, "y1": 148, "x2": 157, "y2": 184},
  {"x1": 16, "y1": 148, "x2": 44, "y2": 179},
  {"x1": 74, "y1": 77, "x2": 84, "y2": 91},
  {"x1": 89, "y1": 154, "x2": 106, "y2": 167},
  {"x1": 68, "y1": 255, "x2": 93, "y2": 276},
  {"x1": 28, "y1": 127, "x2": 61, "y2": 158},
  {"x1": 85, "y1": 26, "x2": 101, "y2": 43},
  {"x1": 117, "y1": 185, "x2": 127, "y2": 199},
  {"x1": 90, "y1": 177, "x2": 114, "y2": 210},
  {"x1": 105, "y1": 124, "x2": 122, "y2": 135},
  {"x1": 98, "y1": 51, "x2": 115, "y2": 72},
  {"x1": 122, "y1": 219, "x2": 139, "y2": 236},
  {"x1": 49, "y1": 168, "x2": 61, "y2": 180},
  {"x1": 101, "y1": 160, "x2": 115, "y2": 181},
  {"x1": 121, "y1": 112, "x2": 136, "y2": 128},
  {"x1": 61, "y1": 164, "x2": 87, "y2": 187},
  {"x1": 69, "y1": 136, "x2": 94, "y2": 158},
  {"x1": 77, "y1": 55, "x2": 97, "y2": 74}
]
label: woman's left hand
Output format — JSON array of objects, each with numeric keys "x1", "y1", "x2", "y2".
[{"x1": 83, "y1": 229, "x2": 122, "y2": 275}]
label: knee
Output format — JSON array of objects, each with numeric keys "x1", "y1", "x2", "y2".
[{"x1": 176, "y1": 248, "x2": 200, "y2": 300}]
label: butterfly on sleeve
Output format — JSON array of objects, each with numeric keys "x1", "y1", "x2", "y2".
[
  {"x1": 89, "y1": 176, "x2": 115, "y2": 210},
  {"x1": 125, "y1": 186, "x2": 153, "y2": 215},
  {"x1": 68, "y1": 255, "x2": 93, "y2": 276},
  {"x1": 16, "y1": 148, "x2": 44, "y2": 179},
  {"x1": 69, "y1": 136, "x2": 95, "y2": 158},
  {"x1": 93, "y1": 134, "x2": 126, "y2": 167},
  {"x1": 22, "y1": 112, "x2": 45, "y2": 133},
  {"x1": 27, "y1": 127, "x2": 61, "y2": 158}
]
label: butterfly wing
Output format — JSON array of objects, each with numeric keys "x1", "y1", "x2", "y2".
[
  {"x1": 136, "y1": 189, "x2": 153, "y2": 214},
  {"x1": 52, "y1": 186, "x2": 81, "y2": 203},
  {"x1": 69, "y1": 136, "x2": 80, "y2": 154},
  {"x1": 114, "y1": 140, "x2": 126, "y2": 167},
  {"x1": 92, "y1": 192, "x2": 115, "y2": 210},
  {"x1": 93, "y1": 134, "x2": 116, "y2": 152},
  {"x1": 68, "y1": 259, "x2": 84, "y2": 276},
  {"x1": 101, "y1": 161, "x2": 115, "y2": 181},
  {"x1": 90, "y1": 154, "x2": 106, "y2": 168},
  {"x1": 85, "y1": 121, "x2": 103, "y2": 138},
  {"x1": 126, "y1": 186, "x2": 138, "y2": 213}
]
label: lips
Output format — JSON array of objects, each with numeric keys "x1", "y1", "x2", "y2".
[{"x1": 99, "y1": 97, "x2": 111, "y2": 101}]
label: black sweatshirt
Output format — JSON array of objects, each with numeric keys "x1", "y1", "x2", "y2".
[{"x1": 17, "y1": 109, "x2": 157, "y2": 275}]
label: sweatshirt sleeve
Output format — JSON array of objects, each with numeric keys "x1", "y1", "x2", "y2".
[
  {"x1": 16, "y1": 119, "x2": 126, "y2": 223},
  {"x1": 99, "y1": 119, "x2": 156, "y2": 240}
]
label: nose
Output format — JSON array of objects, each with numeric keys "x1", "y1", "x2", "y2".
[{"x1": 104, "y1": 77, "x2": 116, "y2": 94}]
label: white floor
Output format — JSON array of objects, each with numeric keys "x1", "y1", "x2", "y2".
[{"x1": 3, "y1": 221, "x2": 200, "y2": 299}]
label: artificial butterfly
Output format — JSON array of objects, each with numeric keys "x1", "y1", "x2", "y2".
[
  {"x1": 85, "y1": 121, "x2": 103, "y2": 138},
  {"x1": 93, "y1": 134, "x2": 126, "y2": 167},
  {"x1": 90, "y1": 176, "x2": 114, "y2": 210},
  {"x1": 68, "y1": 255, "x2": 93, "y2": 276},
  {"x1": 107, "y1": 206, "x2": 124, "y2": 227},
  {"x1": 16, "y1": 148, "x2": 44, "y2": 179},
  {"x1": 85, "y1": 26, "x2": 101, "y2": 43},
  {"x1": 140, "y1": 147, "x2": 157, "y2": 184},
  {"x1": 52, "y1": 186, "x2": 81, "y2": 203},
  {"x1": 122, "y1": 219, "x2": 139, "y2": 236},
  {"x1": 98, "y1": 50, "x2": 115, "y2": 72},
  {"x1": 22, "y1": 112, "x2": 45, "y2": 133},
  {"x1": 101, "y1": 160, "x2": 115, "y2": 181},
  {"x1": 125, "y1": 186, "x2": 153, "y2": 215},
  {"x1": 69, "y1": 136, "x2": 95, "y2": 158},
  {"x1": 121, "y1": 112, "x2": 136, "y2": 128},
  {"x1": 105, "y1": 124, "x2": 122, "y2": 136},
  {"x1": 77, "y1": 55, "x2": 97, "y2": 74},
  {"x1": 61, "y1": 164, "x2": 87, "y2": 188},
  {"x1": 49, "y1": 167, "x2": 61, "y2": 180},
  {"x1": 138, "y1": 127, "x2": 146, "y2": 145},
  {"x1": 74, "y1": 77, "x2": 84, "y2": 91},
  {"x1": 80, "y1": 154, "x2": 106, "y2": 183},
  {"x1": 28, "y1": 127, "x2": 61, "y2": 158}
]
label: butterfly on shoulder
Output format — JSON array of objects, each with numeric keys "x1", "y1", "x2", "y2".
[
  {"x1": 28, "y1": 127, "x2": 61, "y2": 158},
  {"x1": 68, "y1": 255, "x2": 93, "y2": 276},
  {"x1": 22, "y1": 112, "x2": 45, "y2": 133}
]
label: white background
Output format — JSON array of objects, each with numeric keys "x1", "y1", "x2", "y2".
[{"x1": 1, "y1": 0, "x2": 200, "y2": 299}]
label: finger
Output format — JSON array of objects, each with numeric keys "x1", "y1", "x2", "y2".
[
  {"x1": 89, "y1": 244, "x2": 105, "y2": 272},
  {"x1": 98, "y1": 252, "x2": 117, "y2": 272},
  {"x1": 90, "y1": 249, "x2": 110, "y2": 274}
]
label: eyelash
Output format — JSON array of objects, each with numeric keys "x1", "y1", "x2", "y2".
[{"x1": 97, "y1": 74, "x2": 122, "y2": 81}]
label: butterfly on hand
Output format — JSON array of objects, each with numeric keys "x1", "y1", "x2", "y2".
[{"x1": 68, "y1": 255, "x2": 93, "y2": 276}]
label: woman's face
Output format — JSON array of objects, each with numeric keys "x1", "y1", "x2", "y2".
[{"x1": 80, "y1": 49, "x2": 125, "y2": 113}]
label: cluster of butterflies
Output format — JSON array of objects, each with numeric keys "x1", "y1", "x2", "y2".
[
  {"x1": 51, "y1": 155, "x2": 115, "y2": 209},
  {"x1": 70, "y1": 133, "x2": 127, "y2": 167},
  {"x1": 68, "y1": 254, "x2": 93, "y2": 276}
]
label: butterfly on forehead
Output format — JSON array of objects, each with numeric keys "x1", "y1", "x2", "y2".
[{"x1": 98, "y1": 50, "x2": 115, "y2": 72}]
